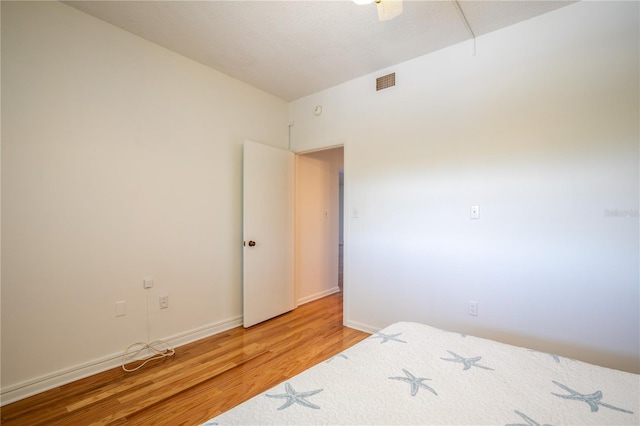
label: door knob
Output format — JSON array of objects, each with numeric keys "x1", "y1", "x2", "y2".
[{"x1": 248, "y1": 241, "x2": 256, "y2": 247}]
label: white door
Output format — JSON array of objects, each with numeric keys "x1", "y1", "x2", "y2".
[{"x1": 243, "y1": 140, "x2": 295, "y2": 328}]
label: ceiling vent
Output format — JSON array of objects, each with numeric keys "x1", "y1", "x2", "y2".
[{"x1": 376, "y1": 72, "x2": 396, "y2": 91}]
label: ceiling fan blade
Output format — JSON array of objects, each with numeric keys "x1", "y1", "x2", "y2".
[{"x1": 377, "y1": 0, "x2": 403, "y2": 21}]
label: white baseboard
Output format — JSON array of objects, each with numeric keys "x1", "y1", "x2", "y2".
[
  {"x1": 343, "y1": 319, "x2": 380, "y2": 334},
  {"x1": 162, "y1": 315, "x2": 243, "y2": 350},
  {"x1": 0, "y1": 316, "x2": 242, "y2": 406},
  {"x1": 297, "y1": 286, "x2": 340, "y2": 306}
]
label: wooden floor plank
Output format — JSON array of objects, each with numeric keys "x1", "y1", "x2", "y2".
[{"x1": 1, "y1": 292, "x2": 370, "y2": 425}]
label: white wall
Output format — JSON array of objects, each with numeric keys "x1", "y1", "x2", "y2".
[
  {"x1": 1, "y1": 1, "x2": 288, "y2": 402},
  {"x1": 295, "y1": 148, "x2": 343, "y2": 304},
  {"x1": 290, "y1": 1, "x2": 639, "y2": 373}
]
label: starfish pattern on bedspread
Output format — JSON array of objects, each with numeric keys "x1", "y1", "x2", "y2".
[
  {"x1": 529, "y1": 349, "x2": 561, "y2": 363},
  {"x1": 266, "y1": 382, "x2": 323, "y2": 410},
  {"x1": 505, "y1": 410, "x2": 553, "y2": 426},
  {"x1": 440, "y1": 350, "x2": 494, "y2": 371},
  {"x1": 370, "y1": 332, "x2": 407, "y2": 344},
  {"x1": 388, "y1": 368, "x2": 438, "y2": 397},
  {"x1": 551, "y1": 381, "x2": 634, "y2": 414},
  {"x1": 326, "y1": 353, "x2": 348, "y2": 363}
]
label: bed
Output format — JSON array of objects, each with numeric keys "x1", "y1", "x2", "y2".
[{"x1": 203, "y1": 321, "x2": 639, "y2": 425}]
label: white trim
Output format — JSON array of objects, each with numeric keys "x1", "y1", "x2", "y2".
[
  {"x1": 0, "y1": 316, "x2": 242, "y2": 406},
  {"x1": 297, "y1": 287, "x2": 340, "y2": 306},
  {"x1": 293, "y1": 140, "x2": 345, "y2": 155},
  {"x1": 344, "y1": 320, "x2": 380, "y2": 335},
  {"x1": 164, "y1": 315, "x2": 243, "y2": 349}
]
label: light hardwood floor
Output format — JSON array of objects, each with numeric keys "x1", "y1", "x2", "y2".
[{"x1": 1, "y1": 292, "x2": 369, "y2": 425}]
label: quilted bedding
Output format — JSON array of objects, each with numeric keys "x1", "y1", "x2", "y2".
[{"x1": 203, "y1": 322, "x2": 639, "y2": 425}]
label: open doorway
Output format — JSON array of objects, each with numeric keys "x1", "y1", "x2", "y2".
[{"x1": 295, "y1": 146, "x2": 344, "y2": 305}]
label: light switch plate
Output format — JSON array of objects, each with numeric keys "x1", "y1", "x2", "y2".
[
  {"x1": 470, "y1": 205, "x2": 480, "y2": 219},
  {"x1": 115, "y1": 301, "x2": 126, "y2": 317}
]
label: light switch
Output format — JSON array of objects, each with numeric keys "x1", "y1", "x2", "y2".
[{"x1": 470, "y1": 205, "x2": 480, "y2": 219}]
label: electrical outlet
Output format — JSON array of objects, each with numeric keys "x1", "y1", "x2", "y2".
[
  {"x1": 468, "y1": 301, "x2": 478, "y2": 316},
  {"x1": 159, "y1": 295, "x2": 169, "y2": 309}
]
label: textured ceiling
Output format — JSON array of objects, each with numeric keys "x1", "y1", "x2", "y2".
[{"x1": 64, "y1": 1, "x2": 574, "y2": 101}]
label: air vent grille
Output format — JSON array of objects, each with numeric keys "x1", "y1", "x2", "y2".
[{"x1": 376, "y1": 72, "x2": 396, "y2": 91}]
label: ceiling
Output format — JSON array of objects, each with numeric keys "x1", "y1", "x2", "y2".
[{"x1": 64, "y1": 0, "x2": 574, "y2": 101}]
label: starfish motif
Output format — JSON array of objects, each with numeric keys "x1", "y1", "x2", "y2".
[
  {"x1": 326, "y1": 353, "x2": 348, "y2": 363},
  {"x1": 266, "y1": 382, "x2": 323, "y2": 410},
  {"x1": 370, "y1": 332, "x2": 407, "y2": 344},
  {"x1": 529, "y1": 349, "x2": 561, "y2": 363},
  {"x1": 388, "y1": 368, "x2": 437, "y2": 396},
  {"x1": 440, "y1": 350, "x2": 494, "y2": 371},
  {"x1": 551, "y1": 381, "x2": 633, "y2": 414},
  {"x1": 506, "y1": 410, "x2": 553, "y2": 426}
]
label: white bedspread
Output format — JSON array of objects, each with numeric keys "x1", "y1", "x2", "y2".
[{"x1": 204, "y1": 322, "x2": 639, "y2": 425}]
